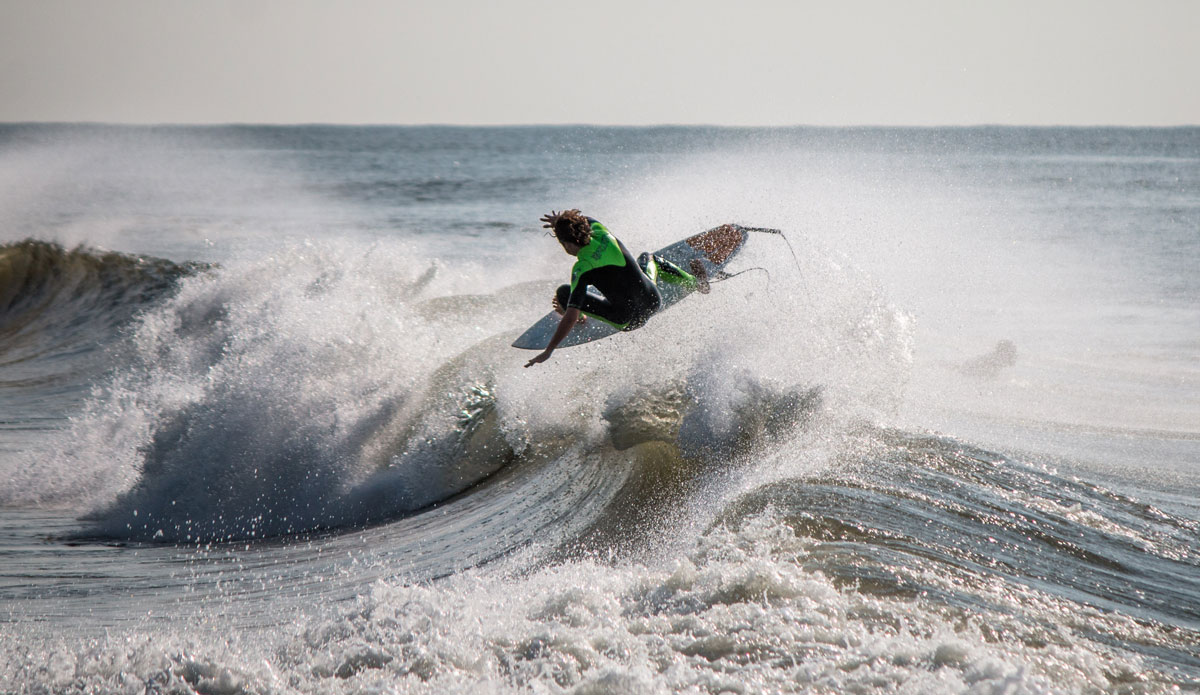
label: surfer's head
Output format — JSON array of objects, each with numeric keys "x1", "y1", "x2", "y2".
[{"x1": 549, "y1": 209, "x2": 592, "y2": 252}]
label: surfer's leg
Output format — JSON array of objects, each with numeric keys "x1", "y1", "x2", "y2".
[
  {"x1": 636, "y1": 252, "x2": 659, "y2": 283},
  {"x1": 553, "y1": 286, "x2": 591, "y2": 326},
  {"x1": 555, "y1": 285, "x2": 630, "y2": 329},
  {"x1": 623, "y1": 272, "x2": 663, "y2": 331},
  {"x1": 650, "y1": 255, "x2": 708, "y2": 293},
  {"x1": 553, "y1": 285, "x2": 589, "y2": 324}
]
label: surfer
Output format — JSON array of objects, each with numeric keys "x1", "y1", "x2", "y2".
[{"x1": 524, "y1": 209, "x2": 707, "y2": 368}]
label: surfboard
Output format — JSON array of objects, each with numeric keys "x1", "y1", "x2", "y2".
[{"x1": 512, "y1": 223, "x2": 751, "y2": 350}]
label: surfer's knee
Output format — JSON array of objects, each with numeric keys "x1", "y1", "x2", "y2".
[{"x1": 553, "y1": 285, "x2": 571, "y2": 314}]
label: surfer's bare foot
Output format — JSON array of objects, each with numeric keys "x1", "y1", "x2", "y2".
[
  {"x1": 552, "y1": 296, "x2": 585, "y2": 323},
  {"x1": 690, "y1": 259, "x2": 710, "y2": 294}
]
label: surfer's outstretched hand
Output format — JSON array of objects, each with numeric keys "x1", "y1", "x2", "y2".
[
  {"x1": 527, "y1": 302, "x2": 576, "y2": 368},
  {"x1": 524, "y1": 349, "x2": 552, "y2": 368}
]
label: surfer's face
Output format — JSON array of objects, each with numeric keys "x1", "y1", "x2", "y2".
[{"x1": 558, "y1": 238, "x2": 582, "y2": 256}]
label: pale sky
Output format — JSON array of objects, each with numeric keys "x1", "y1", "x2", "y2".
[{"x1": 1, "y1": 0, "x2": 1196, "y2": 126}]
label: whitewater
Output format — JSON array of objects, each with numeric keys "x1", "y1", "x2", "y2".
[{"x1": 0, "y1": 124, "x2": 1197, "y2": 693}]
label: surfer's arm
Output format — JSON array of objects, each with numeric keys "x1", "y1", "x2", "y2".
[{"x1": 524, "y1": 307, "x2": 580, "y2": 368}]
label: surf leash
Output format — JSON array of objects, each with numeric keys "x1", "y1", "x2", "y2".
[
  {"x1": 733, "y1": 225, "x2": 809, "y2": 300},
  {"x1": 712, "y1": 266, "x2": 770, "y2": 284}
]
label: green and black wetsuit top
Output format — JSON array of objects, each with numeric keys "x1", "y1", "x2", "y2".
[{"x1": 557, "y1": 219, "x2": 662, "y2": 330}]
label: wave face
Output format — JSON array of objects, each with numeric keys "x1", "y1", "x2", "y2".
[
  {"x1": 11, "y1": 241, "x2": 526, "y2": 534},
  {"x1": 0, "y1": 239, "x2": 202, "y2": 362}
]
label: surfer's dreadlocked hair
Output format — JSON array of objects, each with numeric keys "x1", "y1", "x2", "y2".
[{"x1": 551, "y1": 209, "x2": 592, "y2": 247}]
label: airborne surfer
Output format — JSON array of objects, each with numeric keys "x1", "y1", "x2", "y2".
[{"x1": 524, "y1": 209, "x2": 708, "y2": 368}]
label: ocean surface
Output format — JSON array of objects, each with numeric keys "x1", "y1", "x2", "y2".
[{"x1": 1, "y1": 124, "x2": 1197, "y2": 694}]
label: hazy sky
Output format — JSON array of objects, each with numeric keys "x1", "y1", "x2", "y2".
[{"x1": 1, "y1": 0, "x2": 1196, "y2": 126}]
